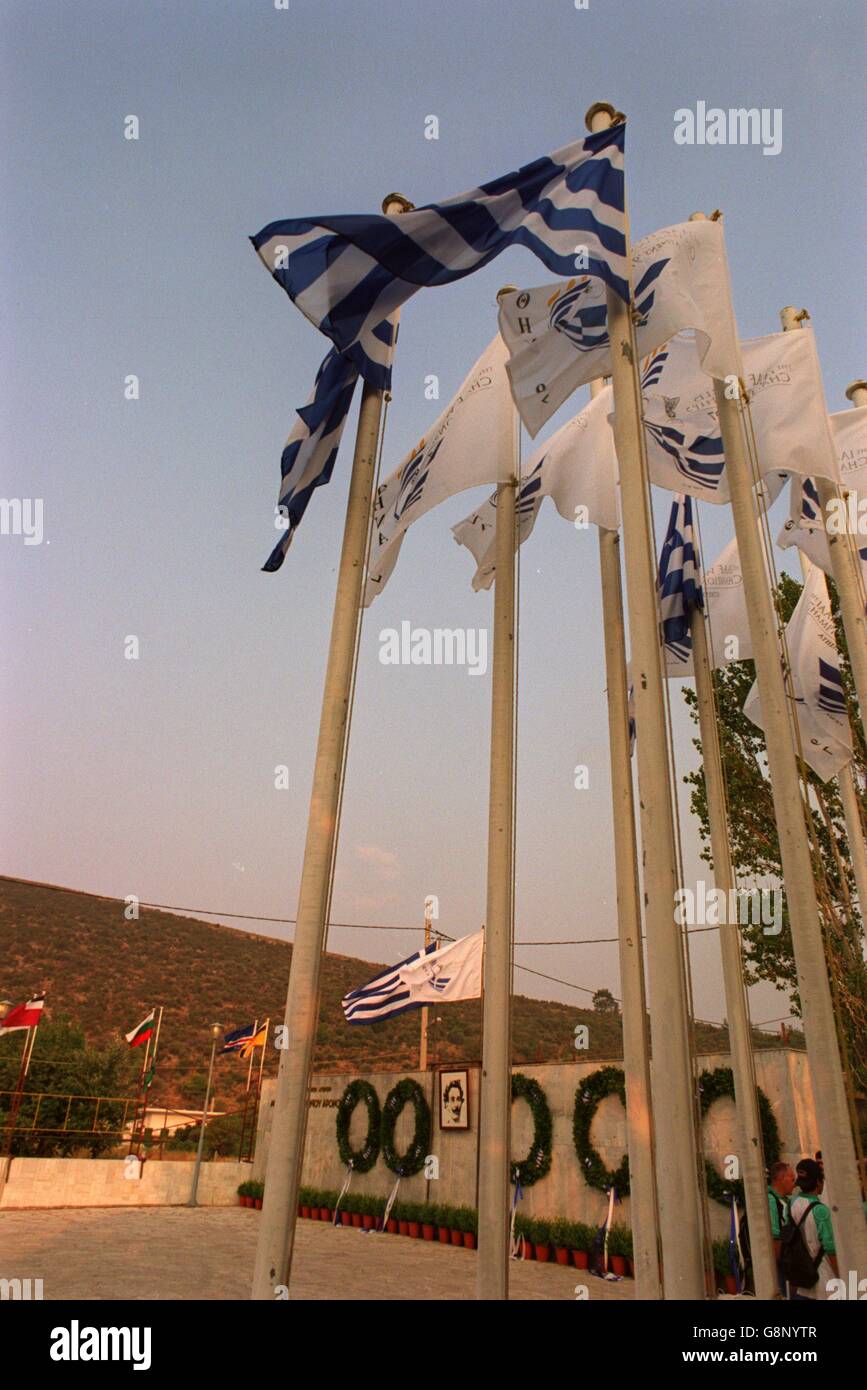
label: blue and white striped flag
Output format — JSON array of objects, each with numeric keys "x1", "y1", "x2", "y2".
[
  {"x1": 252, "y1": 124, "x2": 627, "y2": 367},
  {"x1": 658, "y1": 495, "x2": 703, "y2": 666},
  {"x1": 777, "y1": 476, "x2": 867, "y2": 604},
  {"x1": 341, "y1": 931, "x2": 483, "y2": 1025}
]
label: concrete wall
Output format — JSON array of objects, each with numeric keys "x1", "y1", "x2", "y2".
[
  {"x1": 0, "y1": 1157, "x2": 248, "y2": 1210},
  {"x1": 254, "y1": 1050, "x2": 817, "y2": 1239}
]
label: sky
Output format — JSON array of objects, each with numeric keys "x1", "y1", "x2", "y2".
[{"x1": 1, "y1": 0, "x2": 864, "y2": 1033}]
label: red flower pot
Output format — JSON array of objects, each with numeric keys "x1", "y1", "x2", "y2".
[
  {"x1": 724, "y1": 1274, "x2": 739, "y2": 1296},
  {"x1": 362, "y1": 1214, "x2": 375, "y2": 1231},
  {"x1": 571, "y1": 1249, "x2": 589, "y2": 1270},
  {"x1": 437, "y1": 1227, "x2": 450, "y2": 1244},
  {"x1": 351, "y1": 1212, "x2": 363, "y2": 1228},
  {"x1": 450, "y1": 1229, "x2": 463, "y2": 1246},
  {"x1": 320, "y1": 1208, "x2": 331, "y2": 1222},
  {"x1": 627, "y1": 1258, "x2": 635, "y2": 1279},
  {"x1": 610, "y1": 1255, "x2": 627, "y2": 1277},
  {"x1": 398, "y1": 1220, "x2": 409, "y2": 1237},
  {"x1": 310, "y1": 1207, "x2": 319, "y2": 1220},
  {"x1": 534, "y1": 1244, "x2": 551, "y2": 1263},
  {"x1": 386, "y1": 1218, "x2": 398, "y2": 1234},
  {"x1": 554, "y1": 1247, "x2": 570, "y2": 1266},
  {"x1": 422, "y1": 1223, "x2": 435, "y2": 1241},
  {"x1": 300, "y1": 1205, "x2": 310, "y2": 1219},
  {"x1": 463, "y1": 1232, "x2": 476, "y2": 1250},
  {"x1": 523, "y1": 1241, "x2": 534, "y2": 1261},
  {"x1": 340, "y1": 1211, "x2": 352, "y2": 1227},
  {"x1": 408, "y1": 1221, "x2": 420, "y2": 1239},
  {"x1": 254, "y1": 1199, "x2": 263, "y2": 1210}
]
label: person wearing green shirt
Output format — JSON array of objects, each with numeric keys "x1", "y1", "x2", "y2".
[
  {"x1": 789, "y1": 1158, "x2": 839, "y2": 1300},
  {"x1": 767, "y1": 1161, "x2": 795, "y2": 1295}
]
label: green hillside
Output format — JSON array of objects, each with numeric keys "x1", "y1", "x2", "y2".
[{"x1": 0, "y1": 876, "x2": 795, "y2": 1114}]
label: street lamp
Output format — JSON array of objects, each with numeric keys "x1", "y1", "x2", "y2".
[{"x1": 188, "y1": 1023, "x2": 222, "y2": 1207}]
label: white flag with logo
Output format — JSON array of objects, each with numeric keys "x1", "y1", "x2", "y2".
[
  {"x1": 398, "y1": 929, "x2": 483, "y2": 1004},
  {"x1": 364, "y1": 336, "x2": 513, "y2": 605},
  {"x1": 665, "y1": 536, "x2": 754, "y2": 676},
  {"x1": 499, "y1": 218, "x2": 740, "y2": 436},
  {"x1": 452, "y1": 386, "x2": 618, "y2": 591},
  {"x1": 777, "y1": 473, "x2": 867, "y2": 592},
  {"x1": 637, "y1": 330, "x2": 839, "y2": 506},
  {"x1": 744, "y1": 564, "x2": 852, "y2": 782},
  {"x1": 831, "y1": 405, "x2": 867, "y2": 498}
]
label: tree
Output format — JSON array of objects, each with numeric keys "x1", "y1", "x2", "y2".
[
  {"x1": 0, "y1": 1016, "x2": 138, "y2": 1156},
  {"x1": 681, "y1": 573, "x2": 867, "y2": 1092},
  {"x1": 592, "y1": 988, "x2": 620, "y2": 1015}
]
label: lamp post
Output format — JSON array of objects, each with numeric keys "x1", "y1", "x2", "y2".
[{"x1": 188, "y1": 1023, "x2": 222, "y2": 1207}]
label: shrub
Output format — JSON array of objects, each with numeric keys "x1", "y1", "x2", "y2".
[
  {"x1": 550, "y1": 1217, "x2": 572, "y2": 1250},
  {"x1": 531, "y1": 1218, "x2": 552, "y2": 1247},
  {"x1": 567, "y1": 1220, "x2": 595, "y2": 1253}
]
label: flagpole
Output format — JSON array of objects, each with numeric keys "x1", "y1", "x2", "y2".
[
  {"x1": 687, "y1": 213, "x2": 867, "y2": 1282},
  {"x1": 476, "y1": 288, "x2": 519, "y2": 1301},
  {"x1": 419, "y1": 906, "x2": 433, "y2": 1072},
  {"x1": 592, "y1": 377, "x2": 661, "y2": 1300},
  {"x1": 687, "y1": 545, "x2": 778, "y2": 1300},
  {"x1": 587, "y1": 103, "x2": 705, "y2": 1299},
  {"x1": 251, "y1": 193, "x2": 413, "y2": 1300}
]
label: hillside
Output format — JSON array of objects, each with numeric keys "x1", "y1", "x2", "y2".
[{"x1": 0, "y1": 876, "x2": 795, "y2": 1112}]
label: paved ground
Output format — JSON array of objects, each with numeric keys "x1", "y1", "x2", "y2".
[{"x1": 0, "y1": 1208, "x2": 635, "y2": 1302}]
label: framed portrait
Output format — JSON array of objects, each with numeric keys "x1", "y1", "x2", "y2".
[{"x1": 438, "y1": 1069, "x2": 470, "y2": 1130}]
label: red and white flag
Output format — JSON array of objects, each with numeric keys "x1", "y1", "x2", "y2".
[{"x1": 0, "y1": 994, "x2": 46, "y2": 1032}]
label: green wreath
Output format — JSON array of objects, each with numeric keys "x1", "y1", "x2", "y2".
[
  {"x1": 572, "y1": 1066, "x2": 630, "y2": 1195},
  {"x1": 381, "y1": 1078, "x2": 431, "y2": 1178},
  {"x1": 335, "y1": 1080, "x2": 381, "y2": 1174},
  {"x1": 699, "y1": 1066, "x2": 781, "y2": 1207},
  {"x1": 511, "y1": 1073, "x2": 553, "y2": 1188}
]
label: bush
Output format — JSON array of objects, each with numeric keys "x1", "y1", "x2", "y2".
[
  {"x1": 530, "y1": 1218, "x2": 552, "y2": 1247},
  {"x1": 434, "y1": 1203, "x2": 454, "y2": 1230},
  {"x1": 566, "y1": 1220, "x2": 594, "y2": 1253},
  {"x1": 607, "y1": 1223, "x2": 630, "y2": 1258},
  {"x1": 237, "y1": 1180, "x2": 253, "y2": 1198},
  {"x1": 550, "y1": 1217, "x2": 572, "y2": 1250}
]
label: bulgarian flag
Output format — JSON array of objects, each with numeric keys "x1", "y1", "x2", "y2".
[
  {"x1": 125, "y1": 1009, "x2": 156, "y2": 1049},
  {"x1": 0, "y1": 993, "x2": 46, "y2": 1032}
]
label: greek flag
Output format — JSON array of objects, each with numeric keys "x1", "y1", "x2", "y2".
[
  {"x1": 342, "y1": 931, "x2": 483, "y2": 1024},
  {"x1": 252, "y1": 124, "x2": 627, "y2": 365},
  {"x1": 658, "y1": 495, "x2": 703, "y2": 666}
]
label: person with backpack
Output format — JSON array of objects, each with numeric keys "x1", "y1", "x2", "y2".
[
  {"x1": 767, "y1": 1161, "x2": 795, "y2": 1294},
  {"x1": 782, "y1": 1158, "x2": 839, "y2": 1300}
]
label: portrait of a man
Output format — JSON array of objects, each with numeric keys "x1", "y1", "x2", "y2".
[{"x1": 439, "y1": 1069, "x2": 469, "y2": 1130}]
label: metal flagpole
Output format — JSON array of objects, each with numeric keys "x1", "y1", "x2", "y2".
[
  {"x1": 476, "y1": 286, "x2": 519, "y2": 1301},
  {"x1": 592, "y1": 376, "x2": 661, "y2": 1300},
  {"x1": 778, "y1": 310, "x2": 867, "y2": 717},
  {"x1": 687, "y1": 535, "x2": 778, "y2": 1300},
  {"x1": 251, "y1": 193, "x2": 413, "y2": 1300},
  {"x1": 688, "y1": 213, "x2": 867, "y2": 1283},
  {"x1": 777, "y1": 313, "x2": 867, "y2": 918},
  {"x1": 189, "y1": 1023, "x2": 222, "y2": 1207},
  {"x1": 419, "y1": 905, "x2": 433, "y2": 1072},
  {"x1": 587, "y1": 103, "x2": 705, "y2": 1299}
]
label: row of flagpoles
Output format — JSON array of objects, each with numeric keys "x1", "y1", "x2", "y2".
[{"x1": 249, "y1": 101, "x2": 866, "y2": 1300}]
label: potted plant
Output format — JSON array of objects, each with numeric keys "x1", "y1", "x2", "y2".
[
  {"x1": 308, "y1": 1188, "x2": 320, "y2": 1220},
  {"x1": 360, "y1": 1194, "x2": 376, "y2": 1231},
  {"x1": 608, "y1": 1223, "x2": 628, "y2": 1277},
  {"x1": 298, "y1": 1186, "x2": 312, "y2": 1219},
  {"x1": 712, "y1": 1238, "x2": 738, "y2": 1295},
  {"x1": 449, "y1": 1206, "x2": 464, "y2": 1247},
  {"x1": 385, "y1": 1199, "x2": 399, "y2": 1235},
  {"x1": 432, "y1": 1204, "x2": 450, "y2": 1243},
  {"x1": 460, "y1": 1206, "x2": 477, "y2": 1251},
  {"x1": 348, "y1": 1192, "x2": 363, "y2": 1229},
  {"x1": 251, "y1": 1181, "x2": 264, "y2": 1211},
  {"x1": 532, "y1": 1218, "x2": 552, "y2": 1263},
  {"x1": 421, "y1": 1202, "x2": 436, "y2": 1241},
  {"x1": 569, "y1": 1221, "x2": 592, "y2": 1270},
  {"x1": 405, "y1": 1201, "x2": 421, "y2": 1240},
  {"x1": 237, "y1": 1180, "x2": 250, "y2": 1208},
  {"x1": 621, "y1": 1224, "x2": 635, "y2": 1278},
  {"x1": 551, "y1": 1217, "x2": 572, "y2": 1267},
  {"x1": 320, "y1": 1190, "x2": 334, "y2": 1223}
]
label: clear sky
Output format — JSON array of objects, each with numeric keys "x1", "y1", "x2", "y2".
[{"x1": 2, "y1": 0, "x2": 864, "y2": 1031}]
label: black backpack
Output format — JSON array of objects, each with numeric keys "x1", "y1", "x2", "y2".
[{"x1": 779, "y1": 1198, "x2": 824, "y2": 1289}]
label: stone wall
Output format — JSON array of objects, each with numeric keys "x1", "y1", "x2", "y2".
[
  {"x1": 0, "y1": 1157, "x2": 248, "y2": 1209},
  {"x1": 254, "y1": 1049, "x2": 817, "y2": 1239}
]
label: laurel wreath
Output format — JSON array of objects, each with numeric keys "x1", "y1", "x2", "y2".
[
  {"x1": 380, "y1": 1078, "x2": 431, "y2": 1178},
  {"x1": 572, "y1": 1066, "x2": 631, "y2": 1196},
  {"x1": 335, "y1": 1080, "x2": 381, "y2": 1174},
  {"x1": 511, "y1": 1073, "x2": 553, "y2": 1188},
  {"x1": 699, "y1": 1066, "x2": 781, "y2": 1207}
]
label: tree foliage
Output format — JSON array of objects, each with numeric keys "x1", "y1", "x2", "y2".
[{"x1": 681, "y1": 573, "x2": 867, "y2": 1091}]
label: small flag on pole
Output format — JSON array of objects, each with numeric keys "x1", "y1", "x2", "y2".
[
  {"x1": 657, "y1": 494, "x2": 703, "y2": 666},
  {"x1": 342, "y1": 932, "x2": 484, "y2": 1025},
  {"x1": 125, "y1": 1010, "x2": 156, "y2": 1049},
  {"x1": 221, "y1": 1021, "x2": 268, "y2": 1059},
  {"x1": 0, "y1": 994, "x2": 46, "y2": 1033}
]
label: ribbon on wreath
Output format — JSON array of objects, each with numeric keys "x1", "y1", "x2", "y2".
[
  {"x1": 509, "y1": 1176, "x2": 525, "y2": 1260},
  {"x1": 332, "y1": 1162, "x2": 353, "y2": 1225},
  {"x1": 381, "y1": 1176, "x2": 401, "y2": 1232}
]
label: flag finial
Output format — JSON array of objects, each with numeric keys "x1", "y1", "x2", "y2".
[
  {"x1": 845, "y1": 379, "x2": 867, "y2": 403},
  {"x1": 585, "y1": 102, "x2": 623, "y2": 130},
  {"x1": 496, "y1": 284, "x2": 517, "y2": 303},
  {"x1": 381, "y1": 193, "x2": 414, "y2": 214}
]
